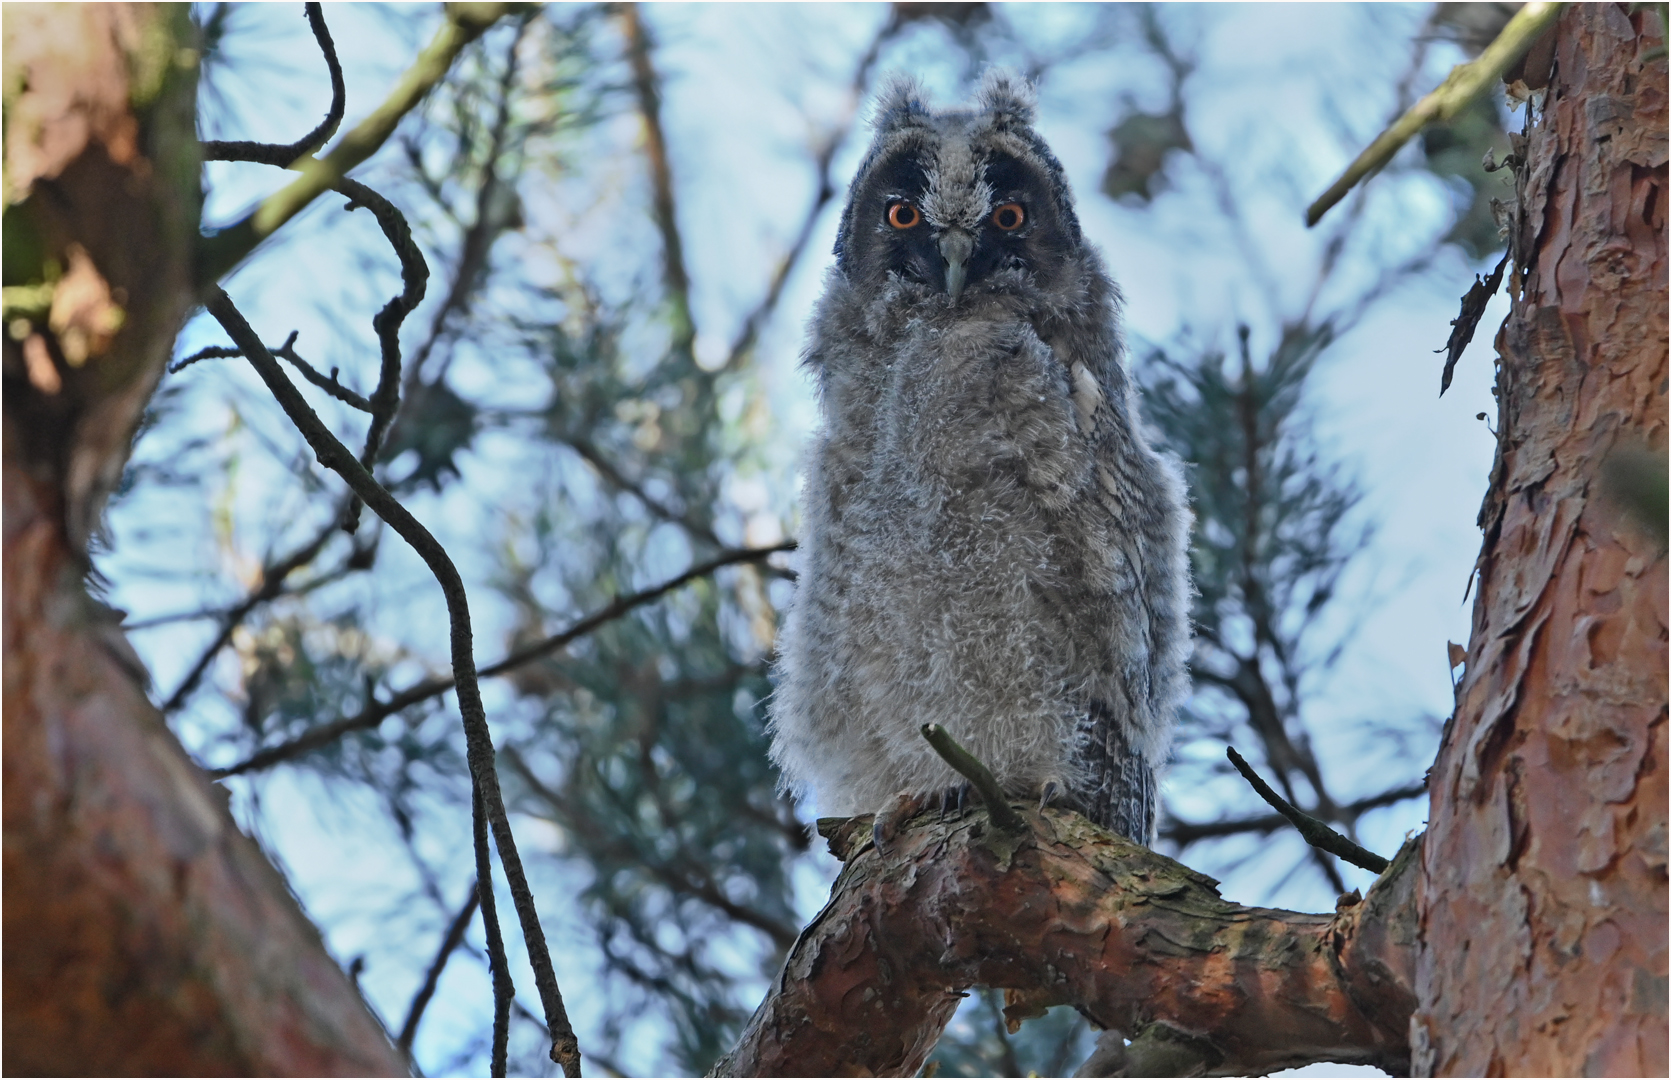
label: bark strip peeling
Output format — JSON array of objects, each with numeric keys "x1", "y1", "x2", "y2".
[
  {"x1": 714, "y1": 808, "x2": 1417, "y2": 1078},
  {"x1": 1415, "y1": 5, "x2": 1668, "y2": 1075}
]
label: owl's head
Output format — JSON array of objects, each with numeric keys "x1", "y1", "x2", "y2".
[{"x1": 833, "y1": 71, "x2": 1084, "y2": 305}]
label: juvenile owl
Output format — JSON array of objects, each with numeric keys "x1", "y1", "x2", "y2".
[{"x1": 769, "y1": 73, "x2": 1191, "y2": 844}]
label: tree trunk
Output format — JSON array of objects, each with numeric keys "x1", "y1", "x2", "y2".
[
  {"x1": 2, "y1": 6, "x2": 406, "y2": 1074},
  {"x1": 1413, "y1": 4, "x2": 1668, "y2": 1076}
]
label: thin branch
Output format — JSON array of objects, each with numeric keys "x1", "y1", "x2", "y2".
[
  {"x1": 196, "y1": 3, "x2": 512, "y2": 283},
  {"x1": 203, "y1": 287, "x2": 579, "y2": 1077},
  {"x1": 160, "y1": 512, "x2": 342, "y2": 713},
  {"x1": 404, "y1": 11, "x2": 536, "y2": 392},
  {"x1": 334, "y1": 175, "x2": 430, "y2": 529},
  {"x1": 715, "y1": 815, "x2": 1422, "y2": 1077},
  {"x1": 920, "y1": 723, "x2": 1026, "y2": 834},
  {"x1": 1306, "y1": 1, "x2": 1564, "y2": 225},
  {"x1": 719, "y1": 12, "x2": 901, "y2": 373},
  {"x1": 1225, "y1": 747, "x2": 1390, "y2": 874},
  {"x1": 210, "y1": 541, "x2": 795, "y2": 777},
  {"x1": 198, "y1": 23, "x2": 438, "y2": 530},
  {"x1": 1161, "y1": 780, "x2": 1428, "y2": 845},
  {"x1": 561, "y1": 434, "x2": 721, "y2": 547},
  {"x1": 172, "y1": 332, "x2": 374, "y2": 412},
  {"x1": 201, "y1": 2, "x2": 345, "y2": 166},
  {"x1": 620, "y1": 3, "x2": 692, "y2": 351},
  {"x1": 397, "y1": 880, "x2": 482, "y2": 1058},
  {"x1": 473, "y1": 786, "x2": 514, "y2": 1079}
]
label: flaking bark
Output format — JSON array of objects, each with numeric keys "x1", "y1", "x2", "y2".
[
  {"x1": 713, "y1": 808, "x2": 1417, "y2": 1078},
  {"x1": 1414, "y1": 5, "x2": 1669, "y2": 1075}
]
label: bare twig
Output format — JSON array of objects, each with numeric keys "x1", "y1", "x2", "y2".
[
  {"x1": 720, "y1": 12, "x2": 902, "y2": 373},
  {"x1": 397, "y1": 880, "x2": 482, "y2": 1058},
  {"x1": 920, "y1": 723, "x2": 1026, "y2": 834},
  {"x1": 333, "y1": 175, "x2": 431, "y2": 530},
  {"x1": 203, "y1": 287, "x2": 580, "y2": 1077},
  {"x1": 160, "y1": 513, "x2": 342, "y2": 713},
  {"x1": 1306, "y1": 1, "x2": 1563, "y2": 225},
  {"x1": 201, "y1": 2, "x2": 345, "y2": 167},
  {"x1": 196, "y1": 3, "x2": 512, "y2": 283},
  {"x1": 560, "y1": 434, "x2": 721, "y2": 547},
  {"x1": 172, "y1": 332, "x2": 374, "y2": 412},
  {"x1": 1161, "y1": 780, "x2": 1427, "y2": 846},
  {"x1": 403, "y1": 11, "x2": 536, "y2": 392},
  {"x1": 474, "y1": 788, "x2": 515, "y2": 1078},
  {"x1": 620, "y1": 4, "x2": 692, "y2": 351},
  {"x1": 1225, "y1": 747, "x2": 1391, "y2": 874},
  {"x1": 198, "y1": 14, "x2": 436, "y2": 531},
  {"x1": 210, "y1": 541, "x2": 795, "y2": 777}
]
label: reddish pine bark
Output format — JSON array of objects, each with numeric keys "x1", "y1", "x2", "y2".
[
  {"x1": 713, "y1": 812, "x2": 1419, "y2": 1077},
  {"x1": 2, "y1": 6, "x2": 406, "y2": 1074},
  {"x1": 1413, "y1": 4, "x2": 1668, "y2": 1076}
]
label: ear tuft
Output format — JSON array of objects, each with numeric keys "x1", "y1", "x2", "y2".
[
  {"x1": 976, "y1": 68, "x2": 1037, "y2": 127},
  {"x1": 871, "y1": 74, "x2": 932, "y2": 133}
]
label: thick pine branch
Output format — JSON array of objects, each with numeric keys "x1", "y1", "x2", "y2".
[{"x1": 714, "y1": 810, "x2": 1418, "y2": 1078}]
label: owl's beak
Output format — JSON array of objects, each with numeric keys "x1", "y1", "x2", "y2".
[{"x1": 938, "y1": 229, "x2": 974, "y2": 302}]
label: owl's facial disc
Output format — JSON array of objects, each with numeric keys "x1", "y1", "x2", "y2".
[{"x1": 839, "y1": 138, "x2": 1074, "y2": 302}]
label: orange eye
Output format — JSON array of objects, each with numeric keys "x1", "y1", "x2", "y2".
[
  {"x1": 887, "y1": 201, "x2": 921, "y2": 229},
  {"x1": 991, "y1": 202, "x2": 1025, "y2": 230}
]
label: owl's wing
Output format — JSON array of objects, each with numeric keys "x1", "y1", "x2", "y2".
[
  {"x1": 1080, "y1": 698, "x2": 1158, "y2": 843},
  {"x1": 1071, "y1": 355, "x2": 1191, "y2": 846}
]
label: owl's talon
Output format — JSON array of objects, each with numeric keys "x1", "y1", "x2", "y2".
[
  {"x1": 872, "y1": 816, "x2": 890, "y2": 853},
  {"x1": 1039, "y1": 781, "x2": 1061, "y2": 811},
  {"x1": 937, "y1": 783, "x2": 972, "y2": 820}
]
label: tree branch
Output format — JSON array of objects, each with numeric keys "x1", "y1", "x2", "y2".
[
  {"x1": 620, "y1": 3, "x2": 692, "y2": 352},
  {"x1": 1305, "y1": 1, "x2": 1563, "y2": 225},
  {"x1": 200, "y1": 2, "x2": 345, "y2": 167},
  {"x1": 203, "y1": 287, "x2": 580, "y2": 1077},
  {"x1": 713, "y1": 813, "x2": 1420, "y2": 1078},
  {"x1": 397, "y1": 879, "x2": 482, "y2": 1059},
  {"x1": 209, "y1": 540, "x2": 795, "y2": 778},
  {"x1": 196, "y1": 2, "x2": 512, "y2": 283},
  {"x1": 172, "y1": 332, "x2": 375, "y2": 412},
  {"x1": 1226, "y1": 747, "x2": 1391, "y2": 874},
  {"x1": 1162, "y1": 780, "x2": 1427, "y2": 846},
  {"x1": 921, "y1": 723, "x2": 1025, "y2": 834},
  {"x1": 474, "y1": 785, "x2": 515, "y2": 1077}
]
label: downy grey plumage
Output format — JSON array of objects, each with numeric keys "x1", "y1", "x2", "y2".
[{"x1": 770, "y1": 72, "x2": 1192, "y2": 843}]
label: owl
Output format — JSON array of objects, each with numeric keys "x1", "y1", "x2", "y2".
[{"x1": 769, "y1": 72, "x2": 1192, "y2": 844}]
